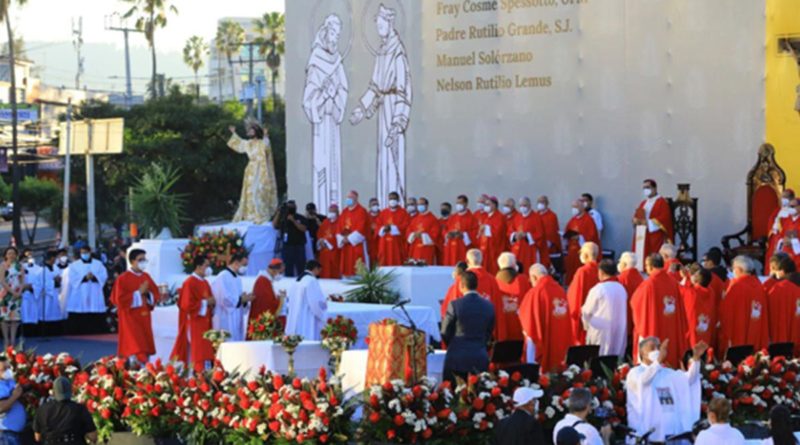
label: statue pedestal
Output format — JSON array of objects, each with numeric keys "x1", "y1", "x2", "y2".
[{"x1": 128, "y1": 238, "x2": 190, "y2": 285}]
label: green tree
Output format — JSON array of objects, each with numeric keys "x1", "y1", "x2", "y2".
[
  {"x1": 254, "y1": 12, "x2": 285, "y2": 105},
  {"x1": 18, "y1": 177, "x2": 60, "y2": 245},
  {"x1": 0, "y1": 175, "x2": 10, "y2": 203},
  {"x1": 122, "y1": 0, "x2": 178, "y2": 99},
  {"x1": 215, "y1": 20, "x2": 245, "y2": 99},
  {"x1": 182, "y1": 35, "x2": 208, "y2": 98}
]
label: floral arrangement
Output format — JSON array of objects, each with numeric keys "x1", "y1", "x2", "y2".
[
  {"x1": 74, "y1": 357, "x2": 135, "y2": 442},
  {"x1": 6, "y1": 347, "x2": 80, "y2": 417},
  {"x1": 203, "y1": 329, "x2": 231, "y2": 353},
  {"x1": 320, "y1": 316, "x2": 358, "y2": 352},
  {"x1": 181, "y1": 229, "x2": 248, "y2": 274},
  {"x1": 247, "y1": 311, "x2": 284, "y2": 341},
  {"x1": 174, "y1": 361, "x2": 235, "y2": 445},
  {"x1": 123, "y1": 360, "x2": 185, "y2": 438},
  {"x1": 276, "y1": 334, "x2": 303, "y2": 351}
]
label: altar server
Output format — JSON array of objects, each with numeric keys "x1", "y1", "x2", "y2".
[
  {"x1": 407, "y1": 197, "x2": 440, "y2": 265},
  {"x1": 285, "y1": 260, "x2": 328, "y2": 340},
  {"x1": 519, "y1": 264, "x2": 573, "y2": 372},
  {"x1": 477, "y1": 196, "x2": 507, "y2": 275},
  {"x1": 250, "y1": 258, "x2": 286, "y2": 331},
  {"x1": 32, "y1": 252, "x2": 65, "y2": 334},
  {"x1": 170, "y1": 255, "x2": 216, "y2": 368},
  {"x1": 212, "y1": 253, "x2": 253, "y2": 342},
  {"x1": 563, "y1": 200, "x2": 600, "y2": 285},
  {"x1": 337, "y1": 191, "x2": 370, "y2": 276},
  {"x1": 64, "y1": 246, "x2": 107, "y2": 332},
  {"x1": 566, "y1": 242, "x2": 600, "y2": 344},
  {"x1": 581, "y1": 259, "x2": 628, "y2": 356},
  {"x1": 626, "y1": 338, "x2": 705, "y2": 444},
  {"x1": 374, "y1": 191, "x2": 410, "y2": 266},
  {"x1": 21, "y1": 253, "x2": 40, "y2": 326},
  {"x1": 110, "y1": 249, "x2": 159, "y2": 363},
  {"x1": 719, "y1": 255, "x2": 770, "y2": 353},
  {"x1": 441, "y1": 195, "x2": 477, "y2": 266}
]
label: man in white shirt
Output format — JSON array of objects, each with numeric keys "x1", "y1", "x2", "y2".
[
  {"x1": 626, "y1": 337, "x2": 707, "y2": 444},
  {"x1": 694, "y1": 397, "x2": 744, "y2": 445},
  {"x1": 553, "y1": 387, "x2": 612, "y2": 445},
  {"x1": 581, "y1": 259, "x2": 628, "y2": 356},
  {"x1": 285, "y1": 260, "x2": 328, "y2": 340},
  {"x1": 212, "y1": 253, "x2": 254, "y2": 342},
  {"x1": 581, "y1": 193, "x2": 604, "y2": 236}
]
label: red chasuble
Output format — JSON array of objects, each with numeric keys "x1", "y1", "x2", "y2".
[
  {"x1": 170, "y1": 275, "x2": 215, "y2": 367},
  {"x1": 630, "y1": 269, "x2": 689, "y2": 368},
  {"x1": 538, "y1": 209, "x2": 562, "y2": 256},
  {"x1": 519, "y1": 275, "x2": 573, "y2": 373},
  {"x1": 665, "y1": 258, "x2": 683, "y2": 283},
  {"x1": 508, "y1": 211, "x2": 548, "y2": 270},
  {"x1": 407, "y1": 212, "x2": 441, "y2": 265},
  {"x1": 767, "y1": 279, "x2": 800, "y2": 353},
  {"x1": 441, "y1": 281, "x2": 461, "y2": 319},
  {"x1": 718, "y1": 275, "x2": 769, "y2": 354},
  {"x1": 566, "y1": 261, "x2": 599, "y2": 345},
  {"x1": 495, "y1": 272, "x2": 531, "y2": 342},
  {"x1": 110, "y1": 271, "x2": 158, "y2": 359},
  {"x1": 375, "y1": 208, "x2": 411, "y2": 266},
  {"x1": 337, "y1": 204, "x2": 371, "y2": 276},
  {"x1": 708, "y1": 273, "x2": 726, "y2": 306},
  {"x1": 250, "y1": 275, "x2": 281, "y2": 324},
  {"x1": 632, "y1": 196, "x2": 674, "y2": 259},
  {"x1": 477, "y1": 211, "x2": 508, "y2": 275},
  {"x1": 437, "y1": 217, "x2": 449, "y2": 265},
  {"x1": 442, "y1": 211, "x2": 477, "y2": 266},
  {"x1": 563, "y1": 214, "x2": 600, "y2": 286},
  {"x1": 368, "y1": 214, "x2": 379, "y2": 265},
  {"x1": 317, "y1": 218, "x2": 341, "y2": 279},
  {"x1": 619, "y1": 268, "x2": 644, "y2": 340},
  {"x1": 680, "y1": 283, "x2": 717, "y2": 350},
  {"x1": 764, "y1": 211, "x2": 796, "y2": 274}
]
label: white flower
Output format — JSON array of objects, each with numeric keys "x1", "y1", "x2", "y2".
[
  {"x1": 472, "y1": 412, "x2": 486, "y2": 424},
  {"x1": 545, "y1": 406, "x2": 556, "y2": 418}
]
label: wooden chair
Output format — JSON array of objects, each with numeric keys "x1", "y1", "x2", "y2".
[
  {"x1": 768, "y1": 342, "x2": 794, "y2": 359},
  {"x1": 504, "y1": 363, "x2": 540, "y2": 383},
  {"x1": 566, "y1": 345, "x2": 599, "y2": 369},
  {"x1": 724, "y1": 345, "x2": 755, "y2": 367},
  {"x1": 490, "y1": 340, "x2": 524, "y2": 367},
  {"x1": 721, "y1": 143, "x2": 786, "y2": 265}
]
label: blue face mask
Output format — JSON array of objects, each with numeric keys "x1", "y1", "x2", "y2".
[
  {"x1": 80, "y1": 253, "x2": 90, "y2": 261},
  {"x1": 345, "y1": 198, "x2": 354, "y2": 207}
]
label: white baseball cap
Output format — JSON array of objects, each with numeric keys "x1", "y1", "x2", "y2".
[{"x1": 513, "y1": 387, "x2": 544, "y2": 407}]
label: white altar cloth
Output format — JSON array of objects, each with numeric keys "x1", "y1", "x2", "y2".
[
  {"x1": 217, "y1": 340, "x2": 329, "y2": 378},
  {"x1": 379, "y1": 266, "x2": 453, "y2": 313}
]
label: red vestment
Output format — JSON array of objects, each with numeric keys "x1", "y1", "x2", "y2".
[
  {"x1": 507, "y1": 211, "x2": 548, "y2": 271},
  {"x1": 763, "y1": 276, "x2": 778, "y2": 295},
  {"x1": 375, "y1": 208, "x2": 411, "y2": 266},
  {"x1": 317, "y1": 218, "x2": 341, "y2": 279},
  {"x1": 441, "y1": 281, "x2": 461, "y2": 319},
  {"x1": 619, "y1": 268, "x2": 644, "y2": 340},
  {"x1": 519, "y1": 275, "x2": 573, "y2": 373},
  {"x1": 442, "y1": 211, "x2": 477, "y2": 265},
  {"x1": 708, "y1": 273, "x2": 726, "y2": 306},
  {"x1": 368, "y1": 213, "x2": 379, "y2": 264},
  {"x1": 767, "y1": 279, "x2": 800, "y2": 354},
  {"x1": 665, "y1": 258, "x2": 683, "y2": 283},
  {"x1": 495, "y1": 272, "x2": 531, "y2": 342},
  {"x1": 407, "y1": 212, "x2": 441, "y2": 265},
  {"x1": 538, "y1": 209, "x2": 562, "y2": 256},
  {"x1": 170, "y1": 275, "x2": 215, "y2": 367},
  {"x1": 680, "y1": 283, "x2": 717, "y2": 350},
  {"x1": 632, "y1": 196, "x2": 674, "y2": 259},
  {"x1": 110, "y1": 271, "x2": 158, "y2": 359},
  {"x1": 566, "y1": 261, "x2": 599, "y2": 344},
  {"x1": 764, "y1": 210, "x2": 796, "y2": 274},
  {"x1": 630, "y1": 269, "x2": 689, "y2": 368},
  {"x1": 468, "y1": 266, "x2": 505, "y2": 340},
  {"x1": 718, "y1": 275, "x2": 769, "y2": 354},
  {"x1": 478, "y1": 211, "x2": 508, "y2": 275},
  {"x1": 250, "y1": 275, "x2": 281, "y2": 325},
  {"x1": 563, "y1": 214, "x2": 600, "y2": 286},
  {"x1": 337, "y1": 204, "x2": 371, "y2": 276}
]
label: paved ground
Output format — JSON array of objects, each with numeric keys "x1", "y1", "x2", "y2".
[{"x1": 22, "y1": 334, "x2": 118, "y2": 364}]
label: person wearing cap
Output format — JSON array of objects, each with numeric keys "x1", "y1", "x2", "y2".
[
  {"x1": 33, "y1": 376, "x2": 97, "y2": 445},
  {"x1": 581, "y1": 259, "x2": 628, "y2": 357},
  {"x1": 317, "y1": 205, "x2": 342, "y2": 279},
  {"x1": 553, "y1": 388, "x2": 612, "y2": 445},
  {"x1": 694, "y1": 397, "x2": 744, "y2": 445},
  {"x1": 555, "y1": 427, "x2": 584, "y2": 445},
  {"x1": 477, "y1": 196, "x2": 507, "y2": 275},
  {"x1": 249, "y1": 258, "x2": 286, "y2": 335},
  {"x1": 493, "y1": 386, "x2": 545, "y2": 445},
  {"x1": 0, "y1": 356, "x2": 24, "y2": 443}
]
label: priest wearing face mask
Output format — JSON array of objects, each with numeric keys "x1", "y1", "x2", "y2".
[
  {"x1": 437, "y1": 202, "x2": 452, "y2": 265},
  {"x1": 765, "y1": 189, "x2": 796, "y2": 274},
  {"x1": 375, "y1": 191, "x2": 411, "y2": 266},
  {"x1": 477, "y1": 196, "x2": 507, "y2": 275},
  {"x1": 317, "y1": 204, "x2": 342, "y2": 279},
  {"x1": 632, "y1": 179, "x2": 674, "y2": 260},
  {"x1": 367, "y1": 197, "x2": 381, "y2": 263},
  {"x1": 508, "y1": 197, "x2": 547, "y2": 272},
  {"x1": 407, "y1": 197, "x2": 440, "y2": 265},
  {"x1": 171, "y1": 255, "x2": 216, "y2": 368},
  {"x1": 212, "y1": 253, "x2": 254, "y2": 342},
  {"x1": 250, "y1": 258, "x2": 286, "y2": 336},
  {"x1": 442, "y1": 195, "x2": 477, "y2": 266},
  {"x1": 336, "y1": 191, "x2": 370, "y2": 276},
  {"x1": 405, "y1": 197, "x2": 418, "y2": 219},
  {"x1": 64, "y1": 246, "x2": 108, "y2": 334},
  {"x1": 563, "y1": 200, "x2": 600, "y2": 285},
  {"x1": 110, "y1": 249, "x2": 159, "y2": 363},
  {"x1": 502, "y1": 198, "x2": 518, "y2": 222},
  {"x1": 536, "y1": 196, "x2": 561, "y2": 265}
]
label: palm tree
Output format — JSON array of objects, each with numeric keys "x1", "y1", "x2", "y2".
[
  {"x1": 254, "y1": 12, "x2": 285, "y2": 107},
  {"x1": 182, "y1": 35, "x2": 208, "y2": 98},
  {"x1": 215, "y1": 20, "x2": 245, "y2": 100},
  {"x1": 0, "y1": 0, "x2": 26, "y2": 247},
  {"x1": 122, "y1": 0, "x2": 178, "y2": 99}
]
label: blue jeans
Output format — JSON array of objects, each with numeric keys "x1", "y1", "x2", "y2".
[{"x1": 0, "y1": 431, "x2": 20, "y2": 445}]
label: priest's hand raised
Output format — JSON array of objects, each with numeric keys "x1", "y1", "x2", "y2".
[
  {"x1": 658, "y1": 338, "x2": 670, "y2": 364},
  {"x1": 691, "y1": 341, "x2": 709, "y2": 361}
]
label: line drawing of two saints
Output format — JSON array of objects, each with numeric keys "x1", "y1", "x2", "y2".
[{"x1": 302, "y1": 4, "x2": 412, "y2": 213}]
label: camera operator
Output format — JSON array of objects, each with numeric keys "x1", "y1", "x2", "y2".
[
  {"x1": 34, "y1": 377, "x2": 97, "y2": 445},
  {"x1": 305, "y1": 203, "x2": 325, "y2": 258},
  {"x1": 553, "y1": 388, "x2": 613, "y2": 445},
  {"x1": 272, "y1": 200, "x2": 308, "y2": 277},
  {"x1": 0, "y1": 356, "x2": 25, "y2": 444}
]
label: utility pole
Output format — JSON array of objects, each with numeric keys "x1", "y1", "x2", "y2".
[
  {"x1": 60, "y1": 98, "x2": 72, "y2": 248},
  {"x1": 72, "y1": 17, "x2": 84, "y2": 90},
  {"x1": 105, "y1": 14, "x2": 143, "y2": 108},
  {"x1": 230, "y1": 42, "x2": 267, "y2": 117}
]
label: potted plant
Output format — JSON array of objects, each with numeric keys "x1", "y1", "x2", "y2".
[
  {"x1": 343, "y1": 260, "x2": 400, "y2": 305},
  {"x1": 131, "y1": 163, "x2": 188, "y2": 239}
]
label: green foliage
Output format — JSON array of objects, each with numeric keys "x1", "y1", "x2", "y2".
[
  {"x1": 131, "y1": 163, "x2": 187, "y2": 237},
  {"x1": 18, "y1": 177, "x2": 60, "y2": 244},
  {"x1": 0, "y1": 175, "x2": 10, "y2": 202},
  {"x1": 344, "y1": 261, "x2": 400, "y2": 305}
]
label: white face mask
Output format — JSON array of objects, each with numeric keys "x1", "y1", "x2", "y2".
[
  {"x1": 782, "y1": 198, "x2": 791, "y2": 207},
  {"x1": 571, "y1": 208, "x2": 579, "y2": 216},
  {"x1": 238, "y1": 266, "x2": 248, "y2": 275},
  {"x1": 536, "y1": 203, "x2": 546, "y2": 211},
  {"x1": 789, "y1": 208, "x2": 798, "y2": 216},
  {"x1": 407, "y1": 205, "x2": 416, "y2": 213},
  {"x1": 455, "y1": 203, "x2": 465, "y2": 213},
  {"x1": 204, "y1": 267, "x2": 213, "y2": 277},
  {"x1": 647, "y1": 350, "x2": 660, "y2": 363},
  {"x1": 417, "y1": 204, "x2": 427, "y2": 213},
  {"x1": 583, "y1": 201, "x2": 590, "y2": 209},
  {"x1": 274, "y1": 273, "x2": 284, "y2": 281},
  {"x1": 370, "y1": 205, "x2": 380, "y2": 213},
  {"x1": 59, "y1": 256, "x2": 68, "y2": 264},
  {"x1": 327, "y1": 212, "x2": 338, "y2": 221},
  {"x1": 484, "y1": 204, "x2": 493, "y2": 213},
  {"x1": 388, "y1": 199, "x2": 399, "y2": 208},
  {"x1": 643, "y1": 188, "x2": 653, "y2": 199},
  {"x1": 519, "y1": 206, "x2": 530, "y2": 215},
  {"x1": 501, "y1": 206, "x2": 512, "y2": 215},
  {"x1": 137, "y1": 260, "x2": 148, "y2": 270}
]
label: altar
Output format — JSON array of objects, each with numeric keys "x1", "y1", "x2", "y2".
[
  {"x1": 380, "y1": 266, "x2": 453, "y2": 313},
  {"x1": 217, "y1": 340, "x2": 330, "y2": 379}
]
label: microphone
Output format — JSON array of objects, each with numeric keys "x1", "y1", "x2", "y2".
[{"x1": 392, "y1": 299, "x2": 411, "y2": 309}]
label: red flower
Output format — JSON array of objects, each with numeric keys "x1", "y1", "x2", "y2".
[
  {"x1": 369, "y1": 412, "x2": 380, "y2": 423},
  {"x1": 101, "y1": 409, "x2": 111, "y2": 420},
  {"x1": 393, "y1": 414, "x2": 404, "y2": 426},
  {"x1": 472, "y1": 398, "x2": 485, "y2": 410},
  {"x1": 539, "y1": 375, "x2": 550, "y2": 388},
  {"x1": 387, "y1": 429, "x2": 396, "y2": 440},
  {"x1": 468, "y1": 375, "x2": 479, "y2": 386}
]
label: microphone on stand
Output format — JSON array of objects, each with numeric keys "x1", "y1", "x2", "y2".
[{"x1": 392, "y1": 299, "x2": 411, "y2": 309}]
